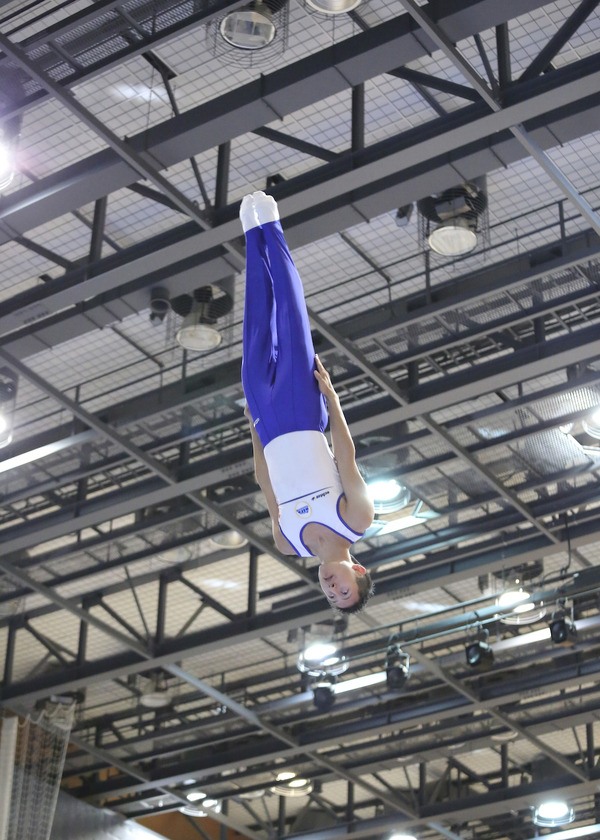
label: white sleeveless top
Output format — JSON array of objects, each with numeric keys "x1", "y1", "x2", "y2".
[{"x1": 264, "y1": 430, "x2": 365, "y2": 557}]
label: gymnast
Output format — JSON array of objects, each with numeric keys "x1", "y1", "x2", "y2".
[{"x1": 240, "y1": 190, "x2": 374, "y2": 613}]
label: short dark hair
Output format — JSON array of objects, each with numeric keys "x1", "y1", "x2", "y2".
[{"x1": 335, "y1": 568, "x2": 374, "y2": 615}]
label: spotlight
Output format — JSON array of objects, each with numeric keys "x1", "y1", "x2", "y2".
[
  {"x1": 465, "y1": 630, "x2": 494, "y2": 671},
  {"x1": 394, "y1": 204, "x2": 414, "y2": 227},
  {"x1": 312, "y1": 680, "x2": 335, "y2": 712},
  {"x1": 548, "y1": 612, "x2": 577, "y2": 645},
  {"x1": 385, "y1": 644, "x2": 410, "y2": 692},
  {"x1": 533, "y1": 800, "x2": 575, "y2": 827}
]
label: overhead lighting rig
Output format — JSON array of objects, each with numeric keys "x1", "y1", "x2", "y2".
[{"x1": 465, "y1": 627, "x2": 494, "y2": 671}]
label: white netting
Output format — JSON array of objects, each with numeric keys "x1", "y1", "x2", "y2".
[{"x1": 0, "y1": 700, "x2": 75, "y2": 840}]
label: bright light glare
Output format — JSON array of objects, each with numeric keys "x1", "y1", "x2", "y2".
[
  {"x1": 389, "y1": 834, "x2": 418, "y2": 840},
  {"x1": 0, "y1": 414, "x2": 8, "y2": 434},
  {"x1": 497, "y1": 589, "x2": 530, "y2": 608},
  {"x1": 276, "y1": 772, "x2": 296, "y2": 781},
  {"x1": 513, "y1": 601, "x2": 535, "y2": 614},
  {"x1": 303, "y1": 642, "x2": 336, "y2": 662},
  {"x1": 538, "y1": 802, "x2": 570, "y2": 820},
  {"x1": 0, "y1": 141, "x2": 15, "y2": 190},
  {"x1": 288, "y1": 778, "x2": 309, "y2": 788},
  {"x1": 368, "y1": 479, "x2": 403, "y2": 502},
  {"x1": 186, "y1": 791, "x2": 206, "y2": 802}
]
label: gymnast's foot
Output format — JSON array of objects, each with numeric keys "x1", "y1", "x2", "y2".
[
  {"x1": 239, "y1": 194, "x2": 259, "y2": 232},
  {"x1": 253, "y1": 190, "x2": 279, "y2": 224}
]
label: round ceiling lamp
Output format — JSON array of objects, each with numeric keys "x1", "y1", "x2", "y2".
[
  {"x1": 367, "y1": 478, "x2": 411, "y2": 515},
  {"x1": 427, "y1": 217, "x2": 477, "y2": 256},
  {"x1": 533, "y1": 800, "x2": 574, "y2": 827},
  {"x1": 305, "y1": 0, "x2": 362, "y2": 13},
  {"x1": 270, "y1": 774, "x2": 313, "y2": 797},
  {"x1": 139, "y1": 690, "x2": 173, "y2": 708},
  {"x1": 210, "y1": 530, "x2": 248, "y2": 549},
  {"x1": 418, "y1": 178, "x2": 488, "y2": 258},
  {"x1": 220, "y1": 2, "x2": 276, "y2": 49},
  {"x1": 180, "y1": 798, "x2": 221, "y2": 817},
  {"x1": 176, "y1": 318, "x2": 222, "y2": 352}
]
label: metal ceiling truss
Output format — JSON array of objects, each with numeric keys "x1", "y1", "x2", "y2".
[{"x1": 3, "y1": 3, "x2": 600, "y2": 839}]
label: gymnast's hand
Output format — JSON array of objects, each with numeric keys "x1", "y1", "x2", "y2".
[{"x1": 314, "y1": 354, "x2": 339, "y2": 408}]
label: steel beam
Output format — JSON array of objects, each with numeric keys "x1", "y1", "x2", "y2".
[
  {"x1": 519, "y1": 0, "x2": 600, "y2": 81},
  {"x1": 2, "y1": 54, "x2": 600, "y2": 361},
  {"x1": 0, "y1": 0, "x2": 576, "y2": 253},
  {"x1": 398, "y1": 0, "x2": 600, "y2": 238}
]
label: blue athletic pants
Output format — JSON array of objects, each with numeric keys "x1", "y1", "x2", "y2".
[{"x1": 242, "y1": 220, "x2": 328, "y2": 448}]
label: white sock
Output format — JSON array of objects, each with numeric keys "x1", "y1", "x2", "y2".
[
  {"x1": 253, "y1": 190, "x2": 279, "y2": 224},
  {"x1": 239, "y1": 194, "x2": 259, "y2": 232}
]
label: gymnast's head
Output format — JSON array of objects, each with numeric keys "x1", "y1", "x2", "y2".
[{"x1": 318, "y1": 555, "x2": 374, "y2": 613}]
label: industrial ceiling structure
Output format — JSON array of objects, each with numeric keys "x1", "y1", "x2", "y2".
[{"x1": 2, "y1": 1, "x2": 600, "y2": 839}]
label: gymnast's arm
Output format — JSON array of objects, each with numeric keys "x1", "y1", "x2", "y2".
[
  {"x1": 245, "y1": 407, "x2": 297, "y2": 555},
  {"x1": 314, "y1": 355, "x2": 374, "y2": 532}
]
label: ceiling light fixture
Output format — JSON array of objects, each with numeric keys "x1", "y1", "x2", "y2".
[
  {"x1": 428, "y1": 217, "x2": 477, "y2": 256},
  {"x1": 186, "y1": 791, "x2": 206, "y2": 802},
  {"x1": 0, "y1": 72, "x2": 24, "y2": 193},
  {"x1": 220, "y1": 1, "x2": 277, "y2": 49},
  {"x1": 0, "y1": 368, "x2": 18, "y2": 449},
  {"x1": 583, "y1": 406, "x2": 600, "y2": 438},
  {"x1": 418, "y1": 177, "x2": 487, "y2": 257},
  {"x1": 305, "y1": 0, "x2": 362, "y2": 14},
  {"x1": 367, "y1": 478, "x2": 411, "y2": 514},
  {"x1": 269, "y1": 775, "x2": 313, "y2": 797},
  {"x1": 488, "y1": 563, "x2": 546, "y2": 625},
  {"x1": 533, "y1": 800, "x2": 575, "y2": 827},
  {"x1": 180, "y1": 798, "x2": 221, "y2": 817},
  {"x1": 209, "y1": 530, "x2": 249, "y2": 549},
  {"x1": 171, "y1": 280, "x2": 234, "y2": 353},
  {"x1": 297, "y1": 638, "x2": 348, "y2": 677}
]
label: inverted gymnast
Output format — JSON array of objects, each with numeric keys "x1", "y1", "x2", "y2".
[{"x1": 240, "y1": 191, "x2": 375, "y2": 613}]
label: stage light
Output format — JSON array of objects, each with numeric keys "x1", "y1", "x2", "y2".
[
  {"x1": 465, "y1": 629, "x2": 494, "y2": 671},
  {"x1": 548, "y1": 612, "x2": 577, "y2": 645},
  {"x1": 313, "y1": 680, "x2": 335, "y2": 712},
  {"x1": 385, "y1": 643, "x2": 410, "y2": 692}
]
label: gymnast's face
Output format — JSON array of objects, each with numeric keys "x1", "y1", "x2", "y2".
[{"x1": 318, "y1": 559, "x2": 365, "y2": 608}]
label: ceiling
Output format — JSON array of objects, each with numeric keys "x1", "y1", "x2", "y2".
[{"x1": 2, "y1": 1, "x2": 600, "y2": 839}]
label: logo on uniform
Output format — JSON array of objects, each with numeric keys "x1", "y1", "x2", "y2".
[{"x1": 295, "y1": 501, "x2": 312, "y2": 518}]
